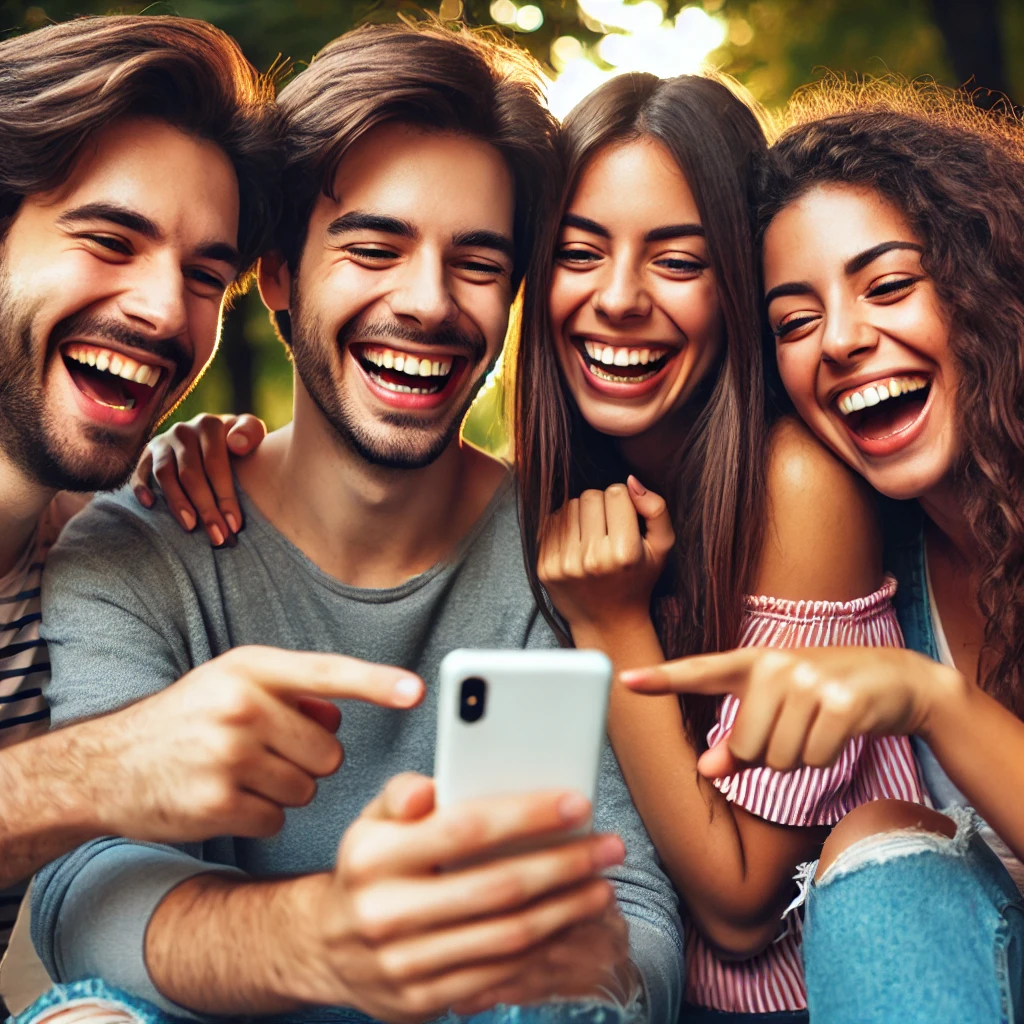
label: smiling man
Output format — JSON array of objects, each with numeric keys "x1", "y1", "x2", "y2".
[
  {"x1": 0, "y1": 12, "x2": 284, "y2": 978},
  {"x1": 28, "y1": 21, "x2": 683, "y2": 1024}
]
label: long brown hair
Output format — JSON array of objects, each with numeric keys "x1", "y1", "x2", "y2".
[
  {"x1": 758, "y1": 78, "x2": 1024, "y2": 717},
  {"x1": 0, "y1": 15, "x2": 280, "y2": 284},
  {"x1": 514, "y1": 72, "x2": 772, "y2": 745},
  {"x1": 270, "y1": 20, "x2": 558, "y2": 344}
]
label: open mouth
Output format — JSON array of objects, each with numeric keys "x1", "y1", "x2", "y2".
[
  {"x1": 834, "y1": 374, "x2": 931, "y2": 442},
  {"x1": 575, "y1": 338, "x2": 675, "y2": 386},
  {"x1": 351, "y1": 343, "x2": 468, "y2": 405},
  {"x1": 61, "y1": 342, "x2": 165, "y2": 416}
]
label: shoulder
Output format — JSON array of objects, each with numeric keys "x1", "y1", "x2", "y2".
[{"x1": 754, "y1": 416, "x2": 883, "y2": 601}]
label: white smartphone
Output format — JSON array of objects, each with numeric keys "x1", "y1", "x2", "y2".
[{"x1": 434, "y1": 648, "x2": 612, "y2": 832}]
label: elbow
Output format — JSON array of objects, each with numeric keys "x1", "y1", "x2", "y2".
[{"x1": 691, "y1": 914, "x2": 786, "y2": 962}]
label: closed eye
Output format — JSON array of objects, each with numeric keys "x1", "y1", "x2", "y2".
[
  {"x1": 345, "y1": 246, "x2": 399, "y2": 262},
  {"x1": 81, "y1": 233, "x2": 131, "y2": 256},
  {"x1": 654, "y1": 256, "x2": 705, "y2": 274},
  {"x1": 774, "y1": 314, "x2": 820, "y2": 339},
  {"x1": 867, "y1": 276, "x2": 917, "y2": 300},
  {"x1": 556, "y1": 247, "x2": 602, "y2": 265}
]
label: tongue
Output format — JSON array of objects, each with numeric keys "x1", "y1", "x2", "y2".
[
  {"x1": 851, "y1": 391, "x2": 927, "y2": 440},
  {"x1": 68, "y1": 363, "x2": 136, "y2": 408}
]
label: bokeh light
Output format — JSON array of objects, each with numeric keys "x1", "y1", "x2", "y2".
[
  {"x1": 516, "y1": 4, "x2": 544, "y2": 31},
  {"x1": 489, "y1": 0, "x2": 517, "y2": 26},
  {"x1": 546, "y1": 3, "x2": 729, "y2": 120}
]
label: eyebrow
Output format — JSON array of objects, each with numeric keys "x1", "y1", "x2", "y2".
[
  {"x1": 765, "y1": 240, "x2": 926, "y2": 306},
  {"x1": 452, "y1": 229, "x2": 516, "y2": 261},
  {"x1": 326, "y1": 211, "x2": 418, "y2": 239},
  {"x1": 844, "y1": 240, "x2": 923, "y2": 275},
  {"x1": 560, "y1": 213, "x2": 705, "y2": 244},
  {"x1": 57, "y1": 201, "x2": 239, "y2": 268}
]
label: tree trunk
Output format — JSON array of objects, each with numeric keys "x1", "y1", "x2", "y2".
[{"x1": 929, "y1": 0, "x2": 1014, "y2": 107}]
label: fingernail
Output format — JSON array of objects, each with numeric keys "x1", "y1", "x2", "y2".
[
  {"x1": 179, "y1": 508, "x2": 197, "y2": 532},
  {"x1": 628, "y1": 475, "x2": 647, "y2": 495},
  {"x1": 392, "y1": 676, "x2": 422, "y2": 706},
  {"x1": 558, "y1": 792, "x2": 590, "y2": 823},
  {"x1": 619, "y1": 670, "x2": 643, "y2": 685},
  {"x1": 227, "y1": 434, "x2": 248, "y2": 452},
  {"x1": 209, "y1": 524, "x2": 225, "y2": 547},
  {"x1": 135, "y1": 486, "x2": 155, "y2": 508},
  {"x1": 594, "y1": 835, "x2": 625, "y2": 869},
  {"x1": 225, "y1": 512, "x2": 240, "y2": 534}
]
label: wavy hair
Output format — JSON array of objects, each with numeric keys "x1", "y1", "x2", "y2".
[
  {"x1": 758, "y1": 76, "x2": 1024, "y2": 716},
  {"x1": 513, "y1": 72, "x2": 772, "y2": 745}
]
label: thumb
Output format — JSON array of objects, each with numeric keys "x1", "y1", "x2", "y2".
[
  {"x1": 225, "y1": 414, "x2": 268, "y2": 455},
  {"x1": 363, "y1": 773, "x2": 436, "y2": 822},
  {"x1": 627, "y1": 476, "x2": 674, "y2": 559},
  {"x1": 697, "y1": 730, "x2": 746, "y2": 779}
]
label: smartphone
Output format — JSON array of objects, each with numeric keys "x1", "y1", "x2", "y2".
[{"x1": 434, "y1": 648, "x2": 612, "y2": 837}]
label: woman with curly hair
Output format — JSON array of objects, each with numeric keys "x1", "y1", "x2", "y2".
[{"x1": 625, "y1": 81, "x2": 1024, "y2": 1022}]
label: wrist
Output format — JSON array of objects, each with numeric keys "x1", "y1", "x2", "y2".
[
  {"x1": 571, "y1": 613, "x2": 655, "y2": 650},
  {"x1": 916, "y1": 658, "x2": 971, "y2": 744}
]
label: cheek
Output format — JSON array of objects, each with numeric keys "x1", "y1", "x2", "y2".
[
  {"x1": 658, "y1": 278, "x2": 721, "y2": 345},
  {"x1": 775, "y1": 344, "x2": 821, "y2": 413},
  {"x1": 548, "y1": 269, "x2": 589, "y2": 334}
]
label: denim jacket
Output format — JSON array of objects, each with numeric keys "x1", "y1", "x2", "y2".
[{"x1": 882, "y1": 498, "x2": 968, "y2": 810}]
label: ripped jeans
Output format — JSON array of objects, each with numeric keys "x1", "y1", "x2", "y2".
[
  {"x1": 7, "y1": 981, "x2": 633, "y2": 1024},
  {"x1": 802, "y1": 808, "x2": 1024, "y2": 1024}
]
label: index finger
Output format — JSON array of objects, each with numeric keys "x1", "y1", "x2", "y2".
[
  {"x1": 620, "y1": 648, "x2": 761, "y2": 695},
  {"x1": 223, "y1": 646, "x2": 424, "y2": 709}
]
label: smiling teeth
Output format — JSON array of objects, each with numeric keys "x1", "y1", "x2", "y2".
[
  {"x1": 362, "y1": 347, "x2": 452, "y2": 378},
  {"x1": 63, "y1": 343, "x2": 161, "y2": 387},
  {"x1": 583, "y1": 341, "x2": 664, "y2": 367},
  {"x1": 838, "y1": 376, "x2": 929, "y2": 416}
]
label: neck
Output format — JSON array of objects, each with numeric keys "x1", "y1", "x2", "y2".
[
  {"x1": 615, "y1": 403, "x2": 700, "y2": 495},
  {"x1": 0, "y1": 451, "x2": 56, "y2": 577},
  {"x1": 918, "y1": 477, "x2": 979, "y2": 568},
  {"x1": 236, "y1": 381, "x2": 507, "y2": 588}
]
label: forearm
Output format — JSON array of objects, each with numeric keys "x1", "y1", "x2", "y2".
[
  {"x1": 146, "y1": 871, "x2": 326, "y2": 1016},
  {"x1": 572, "y1": 619, "x2": 793, "y2": 944},
  {"x1": 0, "y1": 724, "x2": 110, "y2": 887},
  {"x1": 922, "y1": 674, "x2": 1024, "y2": 860}
]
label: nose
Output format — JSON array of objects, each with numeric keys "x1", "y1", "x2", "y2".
[
  {"x1": 820, "y1": 300, "x2": 879, "y2": 367},
  {"x1": 592, "y1": 256, "x2": 651, "y2": 323},
  {"x1": 387, "y1": 250, "x2": 458, "y2": 332},
  {"x1": 117, "y1": 259, "x2": 189, "y2": 340}
]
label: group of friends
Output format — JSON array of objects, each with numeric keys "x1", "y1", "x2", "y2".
[{"x1": 0, "y1": 11, "x2": 1022, "y2": 1024}]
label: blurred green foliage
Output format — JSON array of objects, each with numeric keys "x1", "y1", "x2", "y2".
[{"x1": 2, "y1": 0, "x2": 1020, "y2": 443}]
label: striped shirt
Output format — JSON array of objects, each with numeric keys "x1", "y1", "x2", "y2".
[
  {"x1": 0, "y1": 494, "x2": 84, "y2": 956},
  {"x1": 685, "y1": 576, "x2": 926, "y2": 1013}
]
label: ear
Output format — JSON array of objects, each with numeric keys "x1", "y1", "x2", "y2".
[{"x1": 257, "y1": 250, "x2": 292, "y2": 313}]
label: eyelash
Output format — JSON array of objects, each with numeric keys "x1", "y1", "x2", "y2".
[
  {"x1": 868, "y1": 276, "x2": 916, "y2": 298},
  {"x1": 773, "y1": 315, "x2": 818, "y2": 339},
  {"x1": 83, "y1": 233, "x2": 131, "y2": 256},
  {"x1": 346, "y1": 246, "x2": 398, "y2": 261}
]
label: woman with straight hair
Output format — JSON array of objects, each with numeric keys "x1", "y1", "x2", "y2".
[
  {"x1": 513, "y1": 72, "x2": 926, "y2": 1022},
  {"x1": 625, "y1": 81, "x2": 1024, "y2": 1022}
]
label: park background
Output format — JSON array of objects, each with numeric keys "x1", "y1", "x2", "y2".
[{"x1": 2, "y1": 0, "x2": 1021, "y2": 451}]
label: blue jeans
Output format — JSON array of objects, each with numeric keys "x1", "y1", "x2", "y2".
[
  {"x1": 803, "y1": 812, "x2": 1024, "y2": 1023},
  {"x1": 8, "y1": 980, "x2": 632, "y2": 1024}
]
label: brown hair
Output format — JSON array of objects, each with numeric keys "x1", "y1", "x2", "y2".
[
  {"x1": 271, "y1": 19, "x2": 559, "y2": 343},
  {"x1": 758, "y1": 77, "x2": 1024, "y2": 717},
  {"x1": 0, "y1": 15, "x2": 281, "y2": 285},
  {"x1": 514, "y1": 72, "x2": 772, "y2": 745}
]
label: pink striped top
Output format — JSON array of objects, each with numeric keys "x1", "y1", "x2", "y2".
[{"x1": 685, "y1": 576, "x2": 926, "y2": 1013}]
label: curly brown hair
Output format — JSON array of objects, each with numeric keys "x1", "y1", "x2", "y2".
[{"x1": 757, "y1": 76, "x2": 1024, "y2": 717}]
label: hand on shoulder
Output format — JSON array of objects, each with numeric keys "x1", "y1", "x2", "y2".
[{"x1": 756, "y1": 416, "x2": 883, "y2": 601}]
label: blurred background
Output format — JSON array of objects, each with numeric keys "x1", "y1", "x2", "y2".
[{"x1": 2, "y1": 0, "x2": 1021, "y2": 448}]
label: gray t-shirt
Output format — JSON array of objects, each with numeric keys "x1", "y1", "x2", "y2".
[{"x1": 33, "y1": 478, "x2": 683, "y2": 1020}]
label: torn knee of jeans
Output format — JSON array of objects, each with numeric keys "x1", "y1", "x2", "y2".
[
  {"x1": 25, "y1": 1000, "x2": 146, "y2": 1024},
  {"x1": 816, "y1": 804, "x2": 979, "y2": 886}
]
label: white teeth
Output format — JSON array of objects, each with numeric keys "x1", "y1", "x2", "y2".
[
  {"x1": 383, "y1": 351, "x2": 394, "y2": 369},
  {"x1": 875, "y1": 384, "x2": 889, "y2": 402},
  {"x1": 95, "y1": 352, "x2": 110, "y2": 372},
  {"x1": 613, "y1": 348, "x2": 629, "y2": 367},
  {"x1": 432, "y1": 361, "x2": 441, "y2": 375},
  {"x1": 629, "y1": 350, "x2": 640, "y2": 365},
  {"x1": 109, "y1": 355, "x2": 123, "y2": 376},
  {"x1": 837, "y1": 376, "x2": 931, "y2": 416},
  {"x1": 850, "y1": 392, "x2": 866, "y2": 411},
  {"x1": 889, "y1": 380, "x2": 901, "y2": 398},
  {"x1": 639, "y1": 350, "x2": 650, "y2": 365},
  {"x1": 601, "y1": 347, "x2": 615, "y2": 365},
  {"x1": 863, "y1": 388, "x2": 879, "y2": 407},
  {"x1": 419, "y1": 358, "x2": 431, "y2": 376},
  {"x1": 86, "y1": 351, "x2": 97, "y2": 367}
]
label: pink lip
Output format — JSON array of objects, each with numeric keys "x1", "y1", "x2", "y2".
[
  {"x1": 835, "y1": 383, "x2": 935, "y2": 459},
  {"x1": 572, "y1": 345, "x2": 674, "y2": 400},
  {"x1": 351, "y1": 349, "x2": 468, "y2": 412}
]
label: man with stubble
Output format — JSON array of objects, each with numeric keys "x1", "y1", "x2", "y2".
[{"x1": 27, "y1": 23, "x2": 683, "y2": 1024}]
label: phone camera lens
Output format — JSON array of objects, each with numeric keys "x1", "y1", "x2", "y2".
[{"x1": 459, "y1": 677, "x2": 486, "y2": 723}]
